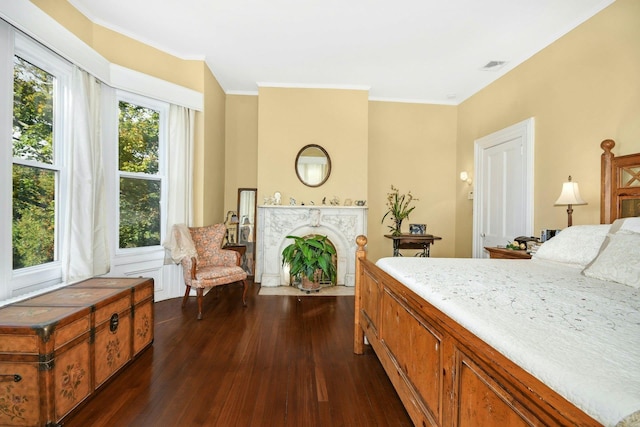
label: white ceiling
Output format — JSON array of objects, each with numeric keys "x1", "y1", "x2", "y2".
[{"x1": 69, "y1": 0, "x2": 614, "y2": 105}]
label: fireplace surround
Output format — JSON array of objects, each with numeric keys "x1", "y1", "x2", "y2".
[{"x1": 256, "y1": 206, "x2": 368, "y2": 287}]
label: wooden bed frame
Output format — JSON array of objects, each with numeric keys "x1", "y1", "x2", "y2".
[{"x1": 353, "y1": 139, "x2": 640, "y2": 426}]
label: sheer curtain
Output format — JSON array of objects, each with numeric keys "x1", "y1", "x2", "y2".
[
  {"x1": 62, "y1": 66, "x2": 110, "y2": 283},
  {"x1": 163, "y1": 104, "x2": 194, "y2": 263}
]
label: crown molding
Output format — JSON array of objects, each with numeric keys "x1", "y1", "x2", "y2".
[
  {"x1": 257, "y1": 82, "x2": 370, "y2": 92},
  {"x1": 226, "y1": 90, "x2": 259, "y2": 96}
]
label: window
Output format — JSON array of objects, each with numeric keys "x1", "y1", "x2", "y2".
[
  {"x1": 116, "y1": 95, "x2": 167, "y2": 251},
  {"x1": 2, "y1": 18, "x2": 189, "y2": 302},
  {"x1": 12, "y1": 56, "x2": 56, "y2": 268},
  {"x1": 1, "y1": 30, "x2": 72, "y2": 297}
]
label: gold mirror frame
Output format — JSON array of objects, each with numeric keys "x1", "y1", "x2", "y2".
[{"x1": 295, "y1": 144, "x2": 331, "y2": 187}]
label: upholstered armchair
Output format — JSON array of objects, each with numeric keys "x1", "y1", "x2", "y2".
[{"x1": 174, "y1": 223, "x2": 248, "y2": 320}]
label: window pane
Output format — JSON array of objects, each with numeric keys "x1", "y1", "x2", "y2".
[
  {"x1": 119, "y1": 177, "x2": 161, "y2": 248},
  {"x1": 12, "y1": 164, "x2": 56, "y2": 269},
  {"x1": 118, "y1": 101, "x2": 159, "y2": 174},
  {"x1": 13, "y1": 56, "x2": 54, "y2": 164}
]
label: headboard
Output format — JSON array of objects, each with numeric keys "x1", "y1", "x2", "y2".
[{"x1": 601, "y1": 139, "x2": 640, "y2": 223}]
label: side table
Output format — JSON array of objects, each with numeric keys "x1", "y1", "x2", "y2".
[
  {"x1": 223, "y1": 244, "x2": 247, "y2": 267},
  {"x1": 384, "y1": 234, "x2": 442, "y2": 257},
  {"x1": 484, "y1": 247, "x2": 532, "y2": 259}
]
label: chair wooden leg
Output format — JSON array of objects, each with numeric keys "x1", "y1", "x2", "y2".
[
  {"x1": 182, "y1": 285, "x2": 191, "y2": 308},
  {"x1": 242, "y1": 279, "x2": 248, "y2": 307},
  {"x1": 196, "y1": 288, "x2": 204, "y2": 320}
]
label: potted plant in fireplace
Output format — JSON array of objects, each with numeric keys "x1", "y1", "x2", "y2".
[{"x1": 281, "y1": 234, "x2": 337, "y2": 292}]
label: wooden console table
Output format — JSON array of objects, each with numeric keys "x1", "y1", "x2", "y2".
[{"x1": 384, "y1": 234, "x2": 442, "y2": 257}]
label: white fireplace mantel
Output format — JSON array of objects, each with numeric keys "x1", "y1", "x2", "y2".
[{"x1": 255, "y1": 205, "x2": 368, "y2": 287}]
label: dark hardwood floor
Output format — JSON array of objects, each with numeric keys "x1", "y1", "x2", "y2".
[{"x1": 62, "y1": 281, "x2": 412, "y2": 427}]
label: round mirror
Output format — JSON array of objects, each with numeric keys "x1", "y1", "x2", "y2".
[{"x1": 295, "y1": 144, "x2": 331, "y2": 187}]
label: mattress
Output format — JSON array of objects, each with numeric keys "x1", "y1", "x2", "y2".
[{"x1": 376, "y1": 257, "x2": 640, "y2": 427}]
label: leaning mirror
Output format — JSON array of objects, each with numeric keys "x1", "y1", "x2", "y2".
[
  {"x1": 295, "y1": 144, "x2": 331, "y2": 187},
  {"x1": 237, "y1": 188, "x2": 256, "y2": 277}
]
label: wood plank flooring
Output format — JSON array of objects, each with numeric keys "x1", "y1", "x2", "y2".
[{"x1": 62, "y1": 281, "x2": 412, "y2": 426}]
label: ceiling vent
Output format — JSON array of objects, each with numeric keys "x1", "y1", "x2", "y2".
[{"x1": 481, "y1": 60, "x2": 507, "y2": 71}]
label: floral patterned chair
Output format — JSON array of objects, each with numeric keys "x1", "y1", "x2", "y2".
[{"x1": 177, "y1": 224, "x2": 248, "y2": 320}]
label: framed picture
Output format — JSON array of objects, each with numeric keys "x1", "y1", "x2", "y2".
[{"x1": 409, "y1": 224, "x2": 426, "y2": 235}]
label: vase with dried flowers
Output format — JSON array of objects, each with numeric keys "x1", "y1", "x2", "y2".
[{"x1": 381, "y1": 185, "x2": 418, "y2": 236}]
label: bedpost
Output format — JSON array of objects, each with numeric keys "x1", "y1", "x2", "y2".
[
  {"x1": 353, "y1": 235, "x2": 367, "y2": 355},
  {"x1": 601, "y1": 139, "x2": 615, "y2": 224}
]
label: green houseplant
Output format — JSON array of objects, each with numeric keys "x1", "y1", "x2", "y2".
[{"x1": 281, "y1": 234, "x2": 337, "y2": 291}]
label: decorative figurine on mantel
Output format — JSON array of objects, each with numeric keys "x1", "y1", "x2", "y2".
[{"x1": 382, "y1": 185, "x2": 418, "y2": 236}]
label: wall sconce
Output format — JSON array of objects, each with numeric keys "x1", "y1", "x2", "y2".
[
  {"x1": 459, "y1": 171, "x2": 472, "y2": 185},
  {"x1": 225, "y1": 210, "x2": 239, "y2": 245},
  {"x1": 554, "y1": 175, "x2": 587, "y2": 227}
]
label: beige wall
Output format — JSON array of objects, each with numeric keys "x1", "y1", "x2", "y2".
[
  {"x1": 225, "y1": 94, "x2": 458, "y2": 262},
  {"x1": 31, "y1": 0, "x2": 203, "y2": 92},
  {"x1": 199, "y1": 66, "x2": 227, "y2": 226},
  {"x1": 30, "y1": 0, "x2": 93, "y2": 44},
  {"x1": 92, "y1": 27, "x2": 203, "y2": 92},
  {"x1": 368, "y1": 101, "x2": 458, "y2": 261},
  {"x1": 455, "y1": 0, "x2": 640, "y2": 257},
  {"x1": 224, "y1": 95, "x2": 259, "y2": 213},
  {"x1": 30, "y1": 0, "x2": 640, "y2": 258},
  {"x1": 257, "y1": 87, "x2": 369, "y2": 205}
]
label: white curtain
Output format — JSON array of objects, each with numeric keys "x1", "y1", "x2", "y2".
[
  {"x1": 163, "y1": 104, "x2": 194, "y2": 263},
  {"x1": 62, "y1": 66, "x2": 110, "y2": 283}
]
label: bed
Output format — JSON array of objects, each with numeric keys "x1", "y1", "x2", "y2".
[{"x1": 353, "y1": 139, "x2": 640, "y2": 427}]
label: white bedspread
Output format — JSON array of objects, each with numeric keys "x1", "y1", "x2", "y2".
[{"x1": 376, "y1": 257, "x2": 640, "y2": 427}]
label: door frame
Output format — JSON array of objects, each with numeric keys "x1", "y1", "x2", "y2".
[{"x1": 472, "y1": 118, "x2": 535, "y2": 258}]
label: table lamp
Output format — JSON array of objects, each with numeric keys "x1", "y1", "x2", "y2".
[
  {"x1": 225, "y1": 210, "x2": 239, "y2": 244},
  {"x1": 554, "y1": 175, "x2": 586, "y2": 227}
]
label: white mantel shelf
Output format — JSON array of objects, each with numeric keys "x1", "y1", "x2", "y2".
[{"x1": 256, "y1": 205, "x2": 368, "y2": 287}]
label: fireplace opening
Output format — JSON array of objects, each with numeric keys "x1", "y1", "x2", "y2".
[{"x1": 287, "y1": 234, "x2": 337, "y2": 288}]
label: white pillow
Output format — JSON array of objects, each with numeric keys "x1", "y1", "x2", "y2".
[
  {"x1": 532, "y1": 224, "x2": 611, "y2": 268},
  {"x1": 583, "y1": 231, "x2": 640, "y2": 288},
  {"x1": 608, "y1": 216, "x2": 640, "y2": 234}
]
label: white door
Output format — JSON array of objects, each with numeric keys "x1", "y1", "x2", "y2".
[{"x1": 473, "y1": 119, "x2": 534, "y2": 258}]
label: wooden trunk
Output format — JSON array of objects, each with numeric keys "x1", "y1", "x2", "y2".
[
  {"x1": 68, "y1": 277, "x2": 154, "y2": 359},
  {"x1": 0, "y1": 277, "x2": 153, "y2": 427}
]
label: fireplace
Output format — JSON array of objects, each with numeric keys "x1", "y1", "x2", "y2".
[{"x1": 255, "y1": 206, "x2": 368, "y2": 287}]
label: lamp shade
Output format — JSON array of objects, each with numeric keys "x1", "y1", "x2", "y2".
[
  {"x1": 554, "y1": 178, "x2": 587, "y2": 206},
  {"x1": 225, "y1": 210, "x2": 239, "y2": 224}
]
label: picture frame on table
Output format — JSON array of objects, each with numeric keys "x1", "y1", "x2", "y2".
[{"x1": 409, "y1": 224, "x2": 426, "y2": 235}]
